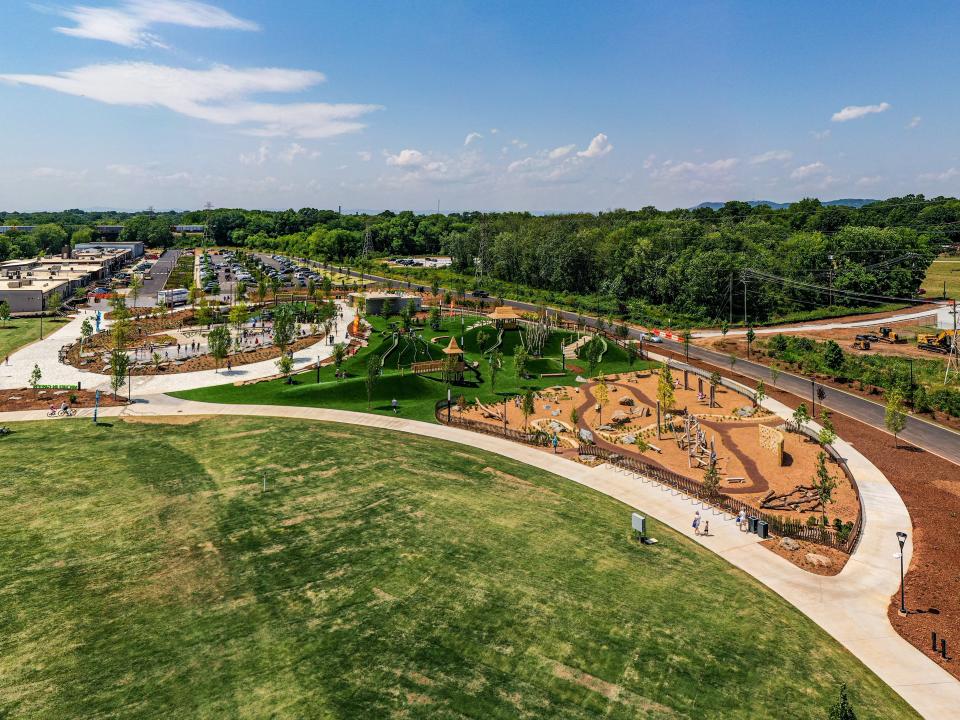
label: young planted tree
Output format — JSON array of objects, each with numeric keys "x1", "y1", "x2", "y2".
[
  {"x1": 431, "y1": 276, "x2": 440, "y2": 298},
  {"x1": 524, "y1": 321, "x2": 550, "y2": 357},
  {"x1": 720, "y1": 320, "x2": 729, "y2": 337},
  {"x1": 195, "y1": 298, "x2": 212, "y2": 328},
  {"x1": 754, "y1": 379, "x2": 766, "y2": 408},
  {"x1": 128, "y1": 274, "x2": 143, "y2": 309},
  {"x1": 514, "y1": 346, "x2": 530, "y2": 380},
  {"x1": 109, "y1": 349, "x2": 129, "y2": 400},
  {"x1": 256, "y1": 277, "x2": 269, "y2": 306},
  {"x1": 321, "y1": 274, "x2": 333, "y2": 296},
  {"x1": 594, "y1": 374, "x2": 609, "y2": 424},
  {"x1": 813, "y1": 451, "x2": 836, "y2": 524},
  {"x1": 152, "y1": 351, "x2": 163, "y2": 372},
  {"x1": 489, "y1": 349, "x2": 503, "y2": 393},
  {"x1": 29, "y1": 363, "x2": 42, "y2": 389},
  {"x1": 332, "y1": 342, "x2": 347, "y2": 380},
  {"x1": 0, "y1": 300, "x2": 10, "y2": 327},
  {"x1": 429, "y1": 306, "x2": 441, "y2": 331},
  {"x1": 584, "y1": 336, "x2": 603, "y2": 375},
  {"x1": 792, "y1": 402, "x2": 811, "y2": 432},
  {"x1": 79, "y1": 318, "x2": 93, "y2": 352},
  {"x1": 827, "y1": 683, "x2": 857, "y2": 720},
  {"x1": 745, "y1": 327, "x2": 756, "y2": 358},
  {"x1": 702, "y1": 463, "x2": 720, "y2": 496},
  {"x1": 885, "y1": 390, "x2": 907, "y2": 447},
  {"x1": 276, "y1": 353, "x2": 294, "y2": 383},
  {"x1": 657, "y1": 362, "x2": 676, "y2": 414},
  {"x1": 818, "y1": 408, "x2": 837, "y2": 448},
  {"x1": 626, "y1": 341, "x2": 638, "y2": 367},
  {"x1": 365, "y1": 353, "x2": 380, "y2": 409},
  {"x1": 769, "y1": 365, "x2": 781, "y2": 388},
  {"x1": 189, "y1": 283, "x2": 203, "y2": 309},
  {"x1": 521, "y1": 388, "x2": 535, "y2": 431},
  {"x1": 728, "y1": 353, "x2": 737, "y2": 371},
  {"x1": 272, "y1": 304, "x2": 296, "y2": 355},
  {"x1": 207, "y1": 325, "x2": 231, "y2": 372},
  {"x1": 228, "y1": 301, "x2": 249, "y2": 332},
  {"x1": 46, "y1": 291, "x2": 63, "y2": 317}
]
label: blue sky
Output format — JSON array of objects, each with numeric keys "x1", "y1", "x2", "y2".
[{"x1": 1, "y1": 0, "x2": 958, "y2": 212}]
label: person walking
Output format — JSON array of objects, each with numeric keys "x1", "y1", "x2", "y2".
[
  {"x1": 391, "y1": 398, "x2": 398, "y2": 414},
  {"x1": 692, "y1": 511, "x2": 701, "y2": 536},
  {"x1": 735, "y1": 509, "x2": 746, "y2": 531},
  {"x1": 702, "y1": 519, "x2": 710, "y2": 536}
]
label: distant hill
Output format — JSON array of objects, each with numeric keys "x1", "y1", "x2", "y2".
[{"x1": 693, "y1": 198, "x2": 878, "y2": 211}]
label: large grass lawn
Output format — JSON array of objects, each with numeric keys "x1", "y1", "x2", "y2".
[
  {"x1": 0, "y1": 317, "x2": 69, "y2": 360},
  {"x1": 921, "y1": 256, "x2": 960, "y2": 300},
  {"x1": 174, "y1": 314, "x2": 657, "y2": 422},
  {"x1": 0, "y1": 417, "x2": 915, "y2": 719}
]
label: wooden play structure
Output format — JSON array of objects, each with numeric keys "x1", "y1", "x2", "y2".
[
  {"x1": 674, "y1": 414, "x2": 716, "y2": 470},
  {"x1": 410, "y1": 336, "x2": 465, "y2": 380},
  {"x1": 758, "y1": 424, "x2": 785, "y2": 466},
  {"x1": 487, "y1": 305, "x2": 521, "y2": 330}
]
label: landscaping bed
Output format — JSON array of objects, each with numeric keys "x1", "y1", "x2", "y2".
[{"x1": 0, "y1": 388, "x2": 127, "y2": 411}]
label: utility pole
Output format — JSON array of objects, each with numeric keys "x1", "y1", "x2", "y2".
[
  {"x1": 728, "y1": 273, "x2": 733, "y2": 325},
  {"x1": 741, "y1": 274, "x2": 748, "y2": 325},
  {"x1": 946, "y1": 300, "x2": 959, "y2": 383}
]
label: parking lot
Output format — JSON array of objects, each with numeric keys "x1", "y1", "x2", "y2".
[{"x1": 138, "y1": 248, "x2": 182, "y2": 307}]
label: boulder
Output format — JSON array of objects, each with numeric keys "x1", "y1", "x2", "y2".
[
  {"x1": 779, "y1": 537, "x2": 800, "y2": 552},
  {"x1": 618, "y1": 396, "x2": 635, "y2": 406},
  {"x1": 805, "y1": 552, "x2": 833, "y2": 568}
]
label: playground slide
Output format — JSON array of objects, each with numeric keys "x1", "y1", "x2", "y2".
[{"x1": 380, "y1": 333, "x2": 399, "y2": 368}]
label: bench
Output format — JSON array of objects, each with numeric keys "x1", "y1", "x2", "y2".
[{"x1": 727, "y1": 476, "x2": 746, "y2": 484}]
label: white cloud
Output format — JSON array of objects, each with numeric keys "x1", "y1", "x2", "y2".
[
  {"x1": 0, "y1": 62, "x2": 381, "y2": 139},
  {"x1": 278, "y1": 142, "x2": 306, "y2": 164},
  {"x1": 650, "y1": 157, "x2": 739, "y2": 181},
  {"x1": 548, "y1": 144, "x2": 575, "y2": 159},
  {"x1": 32, "y1": 166, "x2": 88, "y2": 180},
  {"x1": 489, "y1": 128, "x2": 499, "y2": 135},
  {"x1": 385, "y1": 149, "x2": 431, "y2": 168},
  {"x1": 239, "y1": 143, "x2": 270, "y2": 165},
  {"x1": 357, "y1": 151, "x2": 372, "y2": 161},
  {"x1": 831, "y1": 102, "x2": 891, "y2": 122},
  {"x1": 464, "y1": 132, "x2": 482, "y2": 146},
  {"x1": 642, "y1": 154, "x2": 656, "y2": 169},
  {"x1": 811, "y1": 129, "x2": 831, "y2": 141},
  {"x1": 52, "y1": 0, "x2": 259, "y2": 48},
  {"x1": 907, "y1": 115, "x2": 922, "y2": 129},
  {"x1": 510, "y1": 138, "x2": 527, "y2": 149},
  {"x1": 105, "y1": 163, "x2": 144, "y2": 176},
  {"x1": 749, "y1": 149, "x2": 792, "y2": 164},
  {"x1": 855, "y1": 175, "x2": 883, "y2": 186},
  {"x1": 381, "y1": 148, "x2": 488, "y2": 185},
  {"x1": 790, "y1": 161, "x2": 827, "y2": 180},
  {"x1": 577, "y1": 133, "x2": 613, "y2": 158},
  {"x1": 919, "y1": 167, "x2": 959, "y2": 182}
]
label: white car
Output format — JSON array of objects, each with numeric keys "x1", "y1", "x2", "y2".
[{"x1": 640, "y1": 332, "x2": 663, "y2": 343}]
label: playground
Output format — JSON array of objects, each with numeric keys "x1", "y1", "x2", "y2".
[{"x1": 460, "y1": 366, "x2": 858, "y2": 528}]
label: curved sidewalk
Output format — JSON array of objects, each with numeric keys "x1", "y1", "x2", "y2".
[
  {"x1": 3, "y1": 396, "x2": 957, "y2": 718},
  {"x1": 0, "y1": 303, "x2": 356, "y2": 395}
]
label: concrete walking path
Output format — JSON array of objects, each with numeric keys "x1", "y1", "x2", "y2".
[
  {"x1": 0, "y1": 302, "x2": 356, "y2": 395},
  {"x1": 2, "y1": 396, "x2": 956, "y2": 717}
]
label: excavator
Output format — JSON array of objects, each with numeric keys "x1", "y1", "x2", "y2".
[
  {"x1": 917, "y1": 330, "x2": 957, "y2": 354},
  {"x1": 851, "y1": 335, "x2": 872, "y2": 351},
  {"x1": 876, "y1": 327, "x2": 906, "y2": 344}
]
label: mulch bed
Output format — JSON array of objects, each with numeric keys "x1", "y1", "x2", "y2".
[
  {"x1": 0, "y1": 388, "x2": 127, "y2": 412},
  {"x1": 658, "y1": 346, "x2": 960, "y2": 679}
]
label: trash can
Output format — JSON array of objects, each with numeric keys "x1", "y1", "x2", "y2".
[
  {"x1": 757, "y1": 520, "x2": 769, "y2": 539},
  {"x1": 748, "y1": 516, "x2": 758, "y2": 534}
]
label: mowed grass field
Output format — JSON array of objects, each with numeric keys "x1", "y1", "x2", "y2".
[
  {"x1": 0, "y1": 417, "x2": 917, "y2": 719},
  {"x1": 0, "y1": 317, "x2": 69, "y2": 360},
  {"x1": 921, "y1": 256, "x2": 960, "y2": 300}
]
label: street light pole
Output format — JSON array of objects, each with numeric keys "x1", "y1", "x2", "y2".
[
  {"x1": 811, "y1": 378, "x2": 816, "y2": 417},
  {"x1": 896, "y1": 531, "x2": 908, "y2": 615}
]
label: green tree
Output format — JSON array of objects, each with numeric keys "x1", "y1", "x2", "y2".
[
  {"x1": 657, "y1": 362, "x2": 676, "y2": 413},
  {"x1": 594, "y1": 374, "x2": 609, "y2": 423},
  {"x1": 769, "y1": 365, "x2": 781, "y2": 388},
  {"x1": 229, "y1": 301, "x2": 249, "y2": 332},
  {"x1": 46, "y1": 291, "x2": 62, "y2": 316},
  {"x1": 521, "y1": 388, "x2": 535, "y2": 430},
  {"x1": 272, "y1": 304, "x2": 296, "y2": 354},
  {"x1": 745, "y1": 327, "x2": 756, "y2": 358},
  {"x1": 29, "y1": 363, "x2": 42, "y2": 389},
  {"x1": 818, "y1": 408, "x2": 837, "y2": 447},
  {"x1": 31, "y1": 223, "x2": 68, "y2": 254},
  {"x1": 365, "y1": 353, "x2": 380, "y2": 409},
  {"x1": 515, "y1": 346, "x2": 529, "y2": 379},
  {"x1": 827, "y1": 683, "x2": 857, "y2": 720},
  {"x1": 793, "y1": 402, "x2": 810, "y2": 431},
  {"x1": 332, "y1": 342, "x2": 347, "y2": 380},
  {"x1": 754, "y1": 379, "x2": 766, "y2": 407},
  {"x1": 109, "y1": 349, "x2": 129, "y2": 400},
  {"x1": 276, "y1": 353, "x2": 294, "y2": 383},
  {"x1": 429, "y1": 306, "x2": 441, "y2": 330},
  {"x1": 195, "y1": 298, "x2": 212, "y2": 328},
  {"x1": 702, "y1": 463, "x2": 720, "y2": 496},
  {"x1": 128, "y1": 274, "x2": 143, "y2": 309},
  {"x1": 823, "y1": 340, "x2": 845, "y2": 372},
  {"x1": 256, "y1": 277, "x2": 269, "y2": 306},
  {"x1": 431, "y1": 275, "x2": 440, "y2": 298},
  {"x1": 79, "y1": 317, "x2": 93, "y2": 351},
  {"x1": 813, "y1": 451, "x2": 836, "y2": 523},
  {"x1": 720, "y1": 320, "x2": 729, "y2": 337},
  {"x1": 489, "y1": 349, "x2": 503, "y2": 393},
  {"x1": 884, "y1": 390, "x2": 907, "y2": 447},
  {"x1": 0, "y1": 301, "x2": 10, "y2": 327},
  {"x1": 207, "y1": 325, "x2": 231, "y2": 371}
]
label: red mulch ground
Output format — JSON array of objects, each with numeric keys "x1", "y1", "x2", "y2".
[
  {"x1": 658, "y1": 346, "x2": 960, "y2": 679},
  {"x1": 0, "y1": 388, "x2": 127, "y2": 412}
]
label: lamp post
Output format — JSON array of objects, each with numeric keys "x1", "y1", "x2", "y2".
[
  {"x1": 316, "y1": 356, "x2": 321, "y2": 384},
  {"x1": 810, "y1": 378, "x2": 816, "y2": 418},
  {"x1": 896, "y1": 531, "x2": 908, "y2": 615}
]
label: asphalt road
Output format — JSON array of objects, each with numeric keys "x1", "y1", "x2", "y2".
[
  {"x1": 317, "y1": 260, "x2": 960, "y2": 468},
  {"x1": 138, "y1": 248, "x2": 183, "y2": 306}
]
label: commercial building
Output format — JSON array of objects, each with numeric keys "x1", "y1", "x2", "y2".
[{"x1": 73, "y1": 240, "x2": 144, "y2": 259}]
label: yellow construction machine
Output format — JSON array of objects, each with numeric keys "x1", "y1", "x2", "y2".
[{"x1": 917, "y1": 330, "x2": 957, "y2": 354}]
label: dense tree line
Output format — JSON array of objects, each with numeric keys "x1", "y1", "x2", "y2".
[{"x1": 1, "y1": 196, "x2": 956, "y2": 322}]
